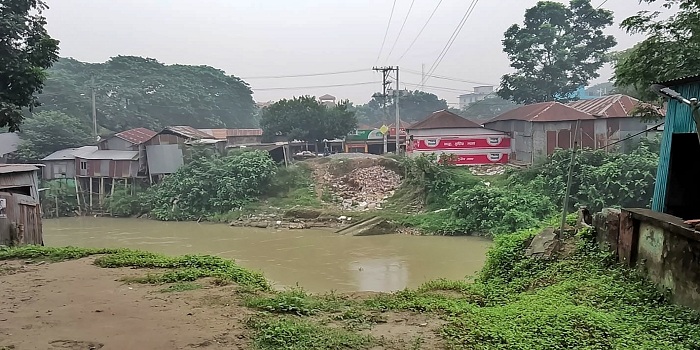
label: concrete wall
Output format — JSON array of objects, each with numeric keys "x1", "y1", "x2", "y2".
[
  {"x1": 598, "y1": 208, "x2": 700, "y2": 311},
  {"x1": 99, "y1": 137, "x2": 135, "y2": 151}
]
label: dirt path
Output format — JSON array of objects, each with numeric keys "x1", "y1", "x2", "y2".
[{"x1": 0, "y1": 259, "x2": 252, "y2": 350}]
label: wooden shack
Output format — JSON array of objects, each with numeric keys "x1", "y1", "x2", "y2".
[{"x1": 0, "y1": 164, "x2": 43, "y2": 246}]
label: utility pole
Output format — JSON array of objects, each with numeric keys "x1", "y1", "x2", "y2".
[
  {"x1": 420, "y1": 63, "x2": 425, "y2": 89},
  {"x1": 373, "y1": 66, "x2": 395, "y2": 154},
  {"x1": 395, "y1": 66, "x2": 400, "y2": 154},
  {"x1": 91, "y1": 75, "x2": 97, "y2": 141}
]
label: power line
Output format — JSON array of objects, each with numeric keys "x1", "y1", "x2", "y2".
[
  {"x1": 403, "y1": 69, "x2": 496, "y2": 85},
  {"x1": 241, "y1": 69, "x2": 369, "y2": 79},
  {"x1": 376, "y1": 0, "x2": 398, "y2": 63},
  {"x1": 253, "y1": 81, "x2": 380, "y2": 91},
  {"x1": 385, "y1": 0, "x2": 416, "y2": 63},
  {"x1": 603, "y1": 121, "x2": 664, "y2": 148},
  {"x1": 396, "y1": 0, "x2": 444, "y2": 63},
  {"x1": 424, "y1": 0, "x2": 480, "y2": 84}
]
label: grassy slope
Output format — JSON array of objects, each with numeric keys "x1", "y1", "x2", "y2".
[{"x1": 2, "y1": 234, "x2": 699, "y2": 349}]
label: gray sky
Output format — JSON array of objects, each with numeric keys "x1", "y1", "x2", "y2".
[{"x1": 44, "y1": 0, "x2": 664, "y2": 106}]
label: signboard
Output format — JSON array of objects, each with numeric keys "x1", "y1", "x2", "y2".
[
  {"x1": 446, "y1": 153, "x2": 509, "y2": 165},
  {"x1": 389, "y1": 127, "x2": 407, "y2": 137},
  {"x1": 379, "y1": 125, "x2": 389, "y2": 135},
  {"x1": 413, "y1": 136, "x2": 510, "y2": 150},
  {"x1": 346, "y1": 129, "x2": 386, "y2": 141},
  {"x1": 0, "y1": 198, "x2": 6, "y2": 219}
]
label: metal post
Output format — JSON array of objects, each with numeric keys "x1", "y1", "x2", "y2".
[
  {"x1": 91, "y1": 75, "x2": 97, "y2": 141},
  {"x1": 74, "y1": 177, "x2": 81, "y2": 215},
  {"x1": 395, "y1": 66, "x2": 400, "y2": 154},
  {"x1": 560, "y1": 119, "x2": 581, "y2": 235}
]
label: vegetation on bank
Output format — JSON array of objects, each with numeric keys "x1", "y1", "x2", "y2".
[{"x1": 3, "y1": 219, "x2": 700, "y2": 350}]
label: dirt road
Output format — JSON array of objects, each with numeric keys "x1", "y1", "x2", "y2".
[{"x1": 0, "y1": 259, "x2": 252, "y2": 350}]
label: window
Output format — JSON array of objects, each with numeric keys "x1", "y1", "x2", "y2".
[{"x1": 80, "y1": 161, "x2": 87, "y2": 170}]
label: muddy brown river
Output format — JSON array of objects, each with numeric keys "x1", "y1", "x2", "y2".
[{"x1": 43, "y1": 217, "x2": 491, "y2": 293}]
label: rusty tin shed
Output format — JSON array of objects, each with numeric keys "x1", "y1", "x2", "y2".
[{"x1": 0, "y1": 164, "x2": 43, "y2": 246}]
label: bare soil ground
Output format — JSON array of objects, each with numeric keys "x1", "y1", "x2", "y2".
[{"x1": 0, "y1": 259, "x2": 443, "y2": 350}]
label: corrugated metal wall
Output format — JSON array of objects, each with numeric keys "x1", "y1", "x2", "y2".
[
  {"x1": 652, "y1": 82, "x2": 700, "y2": 212},
  {"x1": 0, "y1": 171, "x2": 42, "y2": 246}
]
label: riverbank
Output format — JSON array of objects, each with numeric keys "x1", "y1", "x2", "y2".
[{"x1": 2, "y1": 227, "x2": 699, "y2": 349}]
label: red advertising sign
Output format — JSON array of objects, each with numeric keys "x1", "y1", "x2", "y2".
[
  {"x1": 389, "y1": 127, "x2": 407, "y2": 137},
  {"x1": 413, "y1": 136, "x2": 510, "y2": 150}
]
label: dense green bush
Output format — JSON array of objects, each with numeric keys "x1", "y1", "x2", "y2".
[
  {"x1": 105, "y1": 188, "x2": 148, "y2": 217},
  {"x1": 145, "y1": 150, "x2": 277, "y2": 221},
  {"x1": 41, "y1": 179, "x2": 79, "y2": 217},
  {"x1": 511, "y1": 143, "x2": 658, "y2": 212}
]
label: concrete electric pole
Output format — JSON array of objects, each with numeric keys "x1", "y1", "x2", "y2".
[{"x1": 372, "y1": 66, "x2": 400, "y2": 154}]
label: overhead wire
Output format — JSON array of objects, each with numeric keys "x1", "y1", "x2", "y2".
[
  {"x1": 403, "y1": 69, "x2": 495, "y2": 85},
  {"x1": 384, "y1": 0, "x2": 417, "y2": 63},
  {"x1": 424, "y1": 0, "x2": 480, "y2": 85},
  {"x1": 396, "y1": 0, "x2": 444, "y2": 63},
  {"x1": 376, "y1": 0, "x2": 398, "y2": 63},
  {"x1": 253, "y1": 81, "x2": 380, "y2": 91},
  {"x1": 241, "y1": 69, "x2": 369, "y2": 79}
]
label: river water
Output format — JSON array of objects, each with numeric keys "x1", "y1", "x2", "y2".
[{"x1": 43, "y1": 217, "x2": 491, "y2": 293}]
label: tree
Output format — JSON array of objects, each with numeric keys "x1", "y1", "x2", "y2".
[
  {"x1": 459, "y1": 97, "x2": 520, "y2": 121},
  {"x1": 498, "y1": 0, "x2": 616, "y2": 104},
  {"x1": 614, "y1": 0, "x2": 700, "y2": 97},
  {"x1": 16, "y1": 111, "x2": 94, "y2": 160},
  {"x1": 35, "y1": 56, "x2": 256, "y2": 132},
  {"x1": 260, "y1": 96, "x2": 357, "y2": 143},
  {"x1": 0, "y1": 0, "x2": 60, "y2": 131},
  {"x1": 353, "y1": 90, "x2": 448, "y2": 125}
]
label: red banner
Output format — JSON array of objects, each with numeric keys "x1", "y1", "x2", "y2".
[
  {"x1": 389, "y1": 127, "x2": 407, "y2": 137},
  {"x1": 413, "y1": 136, "x2": 510, "y2": 150}
]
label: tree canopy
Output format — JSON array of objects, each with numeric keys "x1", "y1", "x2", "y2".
[
  {"x1": 498, "y1": 0, "x2": 616, "y2": 104},
  {"x1": 259, "y1": 96, "x2": 357, "y2": 142},
  {"x1": 16, "y1": 110, "x2": 94, "y2": 160},
  {"x1": 0, "y1": 0, "x2": 60, "y2": 131},
  {"x1": 459, "y1": 97, "x2": 520, "y2": 121},
  {"x1": 613, "y1": 0, "x2": 700, "y2": 97},
  {"x1": 35, "y1": 56, "x2": 257, "y2": 132},
  {"x1": 352, "y1": 90, "x2": 448, "y2": 125}
]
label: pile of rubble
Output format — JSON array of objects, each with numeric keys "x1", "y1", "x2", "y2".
[{"x1": 330, "y1": 165, "x2": 401, "y2": 211}]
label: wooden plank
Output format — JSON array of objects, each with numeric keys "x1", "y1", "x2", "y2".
[{"x1": 618, "y1": 209, "x2": 637, "y2": 266}]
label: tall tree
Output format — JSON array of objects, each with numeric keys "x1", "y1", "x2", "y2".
[
  {"x1": 460, "y1": 97, "x2": 520, "y2": 121},
  {"x1": 260, "y1": 96, "x2": 357, "y2": 143},
  {"x1": 35, "y1": 56, "x2": 256, "y2": 132},
  {"x1": 354, "y1": 90, "x2": 448, "y2": 125},
  {"x1": 498, "y1": 0, "x2": 616, "y2": 104},
  {"x1": 614, "y1": 0, "x2": 700, "y2": 97},
  {"x1": 16, "y1": 111, "x2": 93, "y2": 160},
  {"x1": 0, "y1": 0, "x2": 60, "y2": 131}
]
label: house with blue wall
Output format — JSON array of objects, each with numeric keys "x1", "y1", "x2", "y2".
[{"x1": 651, "y1": 74, "x2": 700, "y2": 219}]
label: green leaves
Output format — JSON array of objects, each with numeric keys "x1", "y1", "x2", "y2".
[
  {"x1": 145, "y1": 150, "x2": 277, "y2": 221},
  {"x1": 16, "y1": 110, "x2": 94, "y2": 160},
  {"x1": 499, "y1": 0, "x2": 616, "y2": 104},
  {"x1": 0, "y1": 0, "x2": 59, "y2": 131},
  {"x1": 614, "y1": 0, "x2": 700, "y2": 97},
  {"x1": 260, "y1": 96, "x2": 357, "y2": 143}
]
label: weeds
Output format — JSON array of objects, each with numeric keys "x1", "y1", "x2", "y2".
[
  {"x1": 159, "y1": 282, "x2": 202, "y2": 293},
  {"x1": 248, "y1": 316, "x2": 374, "y2": 350},
  {"x1": 0, "y1": 245, "x2": 119, "y2": 261}
]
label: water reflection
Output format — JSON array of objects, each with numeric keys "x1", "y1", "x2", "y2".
[{"x1": 43, "y1": 217, "x2": 491, "y2": 293}]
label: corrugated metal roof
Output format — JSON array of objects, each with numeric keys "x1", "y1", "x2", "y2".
[
  {"x1": 319, "y1": 94, "x2": 336, "y2": 100},
  {"x1": 114, "y1": 127, "x2": 157, "y2": 144},
  {"x1": 199, "y1": 128, "x2": 263, "y2": 139},
  {"x1": 486, "y1": 102, "x2": 595, "y2": 123},
  {"x1": 567, "y1": 94, "x2": 641, "y2": 118},
  {"x1": 0, "y1": 133, "x2": 20, "y2": 156},
  {"x1": 656, "y1": 74, "x2": 700, "y2": 87},
  {"x1": 409, "y1": 110, "x2": 482, "y2": 130},
  {"x1": 0, "y1": 164, "x2": 41, "y2": 174},
  {"x1": 162, "y1": 126, "x2": 215, "y2": 140},
  {"x1": 42, "y1": 146, "x2": 98, "y2": 161},
  {"x1": 80, "y1": 150, "x2": 139, "y2": 160}
]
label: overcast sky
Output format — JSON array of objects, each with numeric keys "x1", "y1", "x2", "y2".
[{"x1": 43, "y1": 0, "x2": 664, "y2": 105}]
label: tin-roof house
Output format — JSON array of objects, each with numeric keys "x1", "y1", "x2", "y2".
[
  {"x1": 0, "y1": 164, "x2": 43, "y2": 246},
  {"x1": 143, "y1": 126, "x2": 222, "y2": 178}
]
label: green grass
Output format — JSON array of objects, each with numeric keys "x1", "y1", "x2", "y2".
[
  {"x1": 160, "y1": 282, "x2": 202, "y2": 293},
  {"x1": 0, "y1": 246, "x2": 270, "y2": 291},
  {"x1": 248, "y1": 317, "x2": 374, "y2": 350}
]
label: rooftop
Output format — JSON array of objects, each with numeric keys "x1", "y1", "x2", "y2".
[
  {"x1": 409, "y1": 110, "x2": 482, "y2": 130},
  {"x1": 80, "y1": 150, "x2": 139, "y2": 161},
  {"x1": 486, "y1": 102, "x2": 594, "y2": 123},
  {"x1": 199, "y1": 128, "x2": 263, "y2": 139},
  {"x1": 0, "y1": 164, "x2": 42, "y2": 174},
  {"x1": 113, "y1": 127, "x2": 157, "y2": 144},
  {"x1": 656, "y1": 74, "x2": 700, "y2": 87},
  {"x1": 319, "y1": 94, "x2": 336, "y2": 100},
  {"x1": 42, "y1": 146, "x2": 98, "y2": 161},
  {"x1": 161, "y1": 126, "x2": 215, "y2": 140},
  {"x1": 0, "y1": 133, "x2": 20, "y2": 156},
  {"x1": 567, "y1": 94, "x2": 643, "y2": 118}
]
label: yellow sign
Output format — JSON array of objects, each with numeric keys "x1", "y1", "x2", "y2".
[{"x1": 379, "y1": 125, "x2": 389, "y2": 135}]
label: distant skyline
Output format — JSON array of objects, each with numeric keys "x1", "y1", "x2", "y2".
[{"x1": 44, "y1": 0, "x2": 664, "y2": 105}]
